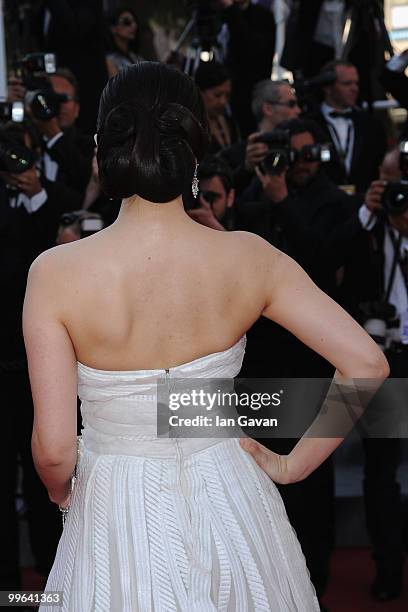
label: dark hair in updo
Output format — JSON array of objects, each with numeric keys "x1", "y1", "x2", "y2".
[{"x1": 96, "y1": 62, "x2": 209, "y2": 202}]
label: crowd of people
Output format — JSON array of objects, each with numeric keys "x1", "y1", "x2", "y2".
[{"x1": 1, "y1": 1, "x2": 407, "y2": 610}]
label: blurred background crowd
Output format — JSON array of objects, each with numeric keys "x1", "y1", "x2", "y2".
[{"x1": 1, "y1": 1, "x2": 408, "y2": 611}]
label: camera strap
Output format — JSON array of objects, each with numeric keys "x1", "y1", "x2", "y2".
[{"x1": 385, "y1": 228, "x2": 408, "y2": 302}]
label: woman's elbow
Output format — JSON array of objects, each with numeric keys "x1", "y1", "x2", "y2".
[{"x1": 360, "y1": 347, "x2": 390, "y2": 379}]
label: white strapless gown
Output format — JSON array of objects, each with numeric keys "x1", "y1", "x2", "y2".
[{"x1": 40, "y1": 335, "x2": 319, "y2": 611}]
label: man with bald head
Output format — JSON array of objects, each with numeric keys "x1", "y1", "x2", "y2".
[{"x1": 220, "y1": 79, "x2": 301, "y2": 195}]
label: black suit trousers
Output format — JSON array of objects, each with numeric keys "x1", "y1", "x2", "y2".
[{"x1": 362, "y1": 345, "x2": 407, "y2": 571}]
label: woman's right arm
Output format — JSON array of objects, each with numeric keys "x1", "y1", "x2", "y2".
[{"x1": 238, "y1": 235, "x2": 389, "y2": 483}]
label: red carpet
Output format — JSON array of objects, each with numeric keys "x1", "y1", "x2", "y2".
[
  {"x1": 23, "y1": 548, "x2": 407, "y2": 611},
  {"x1": 322, "y1": 548, "x2": 408, "y2": 611}
]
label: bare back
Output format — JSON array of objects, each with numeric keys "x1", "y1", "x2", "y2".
[{"x1": 52, "y1": 211, "x2": 266, "y2": 370}]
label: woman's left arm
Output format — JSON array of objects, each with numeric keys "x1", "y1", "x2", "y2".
[{"x1": 23, "y1": 251, "x2": 78, "y2": 505}]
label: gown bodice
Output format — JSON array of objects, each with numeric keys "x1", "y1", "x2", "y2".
[{"x1": 77, "y1": 335, "x2": 247, "y2": 459}]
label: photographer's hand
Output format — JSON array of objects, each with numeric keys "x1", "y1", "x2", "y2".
[
  {"x1": 245, "y1": 132, "x2": 269, "y2": 172},
  {"x1": 10, "y1": 167, "x2": 43, "y2": 198},
  {"x1": 365, "y1": 180, "x2": 386, "y2": 213},
  {"x1": 7, "y1": 76, "x2": 26, "y2": 102},
  {"x1": 255, "y1": 166, "x2": 288, "y2": 203},
  {"x1": 187, "y1": 199, "x2": 226, "y2": 231}
]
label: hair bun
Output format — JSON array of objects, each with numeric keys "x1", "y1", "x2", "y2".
[
  {"x1": 102, "y1": 102, "x2": 138, "y2": 146},
  {"x1": 96, "y1": 63, "x2": 209, "y2": 202}
]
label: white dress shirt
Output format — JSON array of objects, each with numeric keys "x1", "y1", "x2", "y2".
[
  {"x1": 360, "y1": 211, "x2": 408, "y2": 341},
  {"x1": 42, "y1": 132, "x2": 64, "y2": 182},
  {"x1": 9, "y1": 187, "x2": 48, "y2": 214},
  {"x1": 321, "y1": 101, "x2": 355, "y2": 177}
]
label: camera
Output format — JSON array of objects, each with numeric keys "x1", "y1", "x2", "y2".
[
  {"x1": 382, "y1": 181, "x2": 408, "y2": 217},
  {"x1": 256, "y1": 130, "x2": 294, "y2": 175},
  {"x1": 382, "y1": 141, "x2": 408, "y2": 217},
  {"x1": 256, "y1": 130, "x2": 332, "y2": 175},
  {"x1": 0, "y1": 102, "x2": 24, "y2": 124},
  {"x1": 14, "y1": 53, "x2": 66, "y2": 122},
  {"x1": 16, "y1": 53, "x2": 56, "y2": 78},
  {"x1": 24, "y1": 81, "x2": 70, "y2": 122},
  {"x1": 0, "y1": 136, "x2": 35, "y2": 174}
]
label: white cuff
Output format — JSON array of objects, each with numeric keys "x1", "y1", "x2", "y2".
[
  {"x1": 358, "y1": 204, "x2": 377, "y2": 231},
  {"x1": 45, "y1": 132, "x2": 64, "y2": 149},
  {"x1": 386, "y1": 53, "x2": 408, "y2": 74},
  {"x1": 23, "y1": 189, "x2": 48, "y2": 214}
]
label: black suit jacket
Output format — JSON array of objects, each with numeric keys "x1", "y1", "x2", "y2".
[
  {"x1": 238, "y1": 170, "x2": 363, "y2": 295},
  {"x1": 44, "y1": 127, "x2": 94, "y2": 194},
  {"x1": 338, "y1": 220, "x2": 386, "y2": 318},
  {"x1": 0, "y1": 186, "x2": 30, "y2": 363},
  {"x1": 27, "y1": 178, "x2": 83, "y2": 255},
  {"x1": 307, "y1": 108, "x2": 387, "y2": 194}
]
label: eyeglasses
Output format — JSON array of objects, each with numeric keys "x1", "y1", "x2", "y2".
[
  {"x1": 271, "y1": 99, "x2": 299, "y2": 108},
  {"x1": 118, "y1": 17, "x2": 136, "y2": 26}
]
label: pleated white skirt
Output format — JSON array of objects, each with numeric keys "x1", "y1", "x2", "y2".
[{"x1": 40, "y1": 437, "x2": 319, "y2": 611}]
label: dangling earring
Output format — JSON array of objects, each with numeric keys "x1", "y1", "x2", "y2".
[{"x1": 192, "y1": 161, "x2": 199, "y2": 198}]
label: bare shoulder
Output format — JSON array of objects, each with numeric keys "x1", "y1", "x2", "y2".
[
  {"x1": 26, "y1": 233, "x2": 101, "y2": 296},
  {"x1": 226, "y1": 230, "x2": 290, "y2": 274},
  {"x1": 29, "y1": 241, "x2": 80, "y2": 279}
]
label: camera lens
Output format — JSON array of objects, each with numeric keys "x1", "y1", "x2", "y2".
[
  {"x1": 382, "y1": 180, "x2": 408, "y2": 216},
  {"x1": 0, "y1": 142, "x2": 35, "y2": 174}
]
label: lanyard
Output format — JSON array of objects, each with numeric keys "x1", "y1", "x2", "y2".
[
  {"x1": 385, "y1": 228, "x2": 408, "y2": 302},
  {"x1": 326, "y1": 119, "x2": 353, "y2": 176}
]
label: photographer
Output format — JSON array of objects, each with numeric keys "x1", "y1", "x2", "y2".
[
  {"x1": 32, "y1": 68, "x2": 94, "y2": 195},
  {"x1": 0, "y1": 121, "x2": 82, "y2": 256},
  {"x1": 307, "y1": 60, "x2": 387, "y2": 194},
  {"x1": 239, "y1": 118, "x2": 364, "y2": 295},
  {"x1": 186, "y1": 156, "x2": 236, "y2": 231},
  {"x1": 337, "y1": 145, "x2": 408, "y2": 601},
  {"x1": 220, "y1": 79, "x2": 301, "y2": 196},
  {"x1": 9, "y1": 64, "x2": 95, "y2": 196}
]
